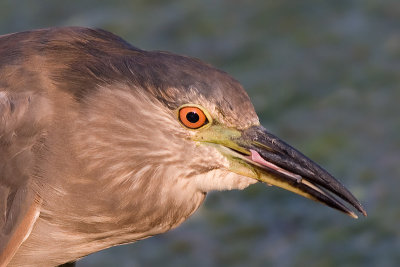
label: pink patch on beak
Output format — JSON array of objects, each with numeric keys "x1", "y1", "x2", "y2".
[{"x1": 249, "y1": 149, "x2": 302, "y2": 183}]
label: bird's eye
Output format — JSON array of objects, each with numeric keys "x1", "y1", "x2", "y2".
[{"x1": 179, "y1": 106, "x2": 208, "y2": 129}]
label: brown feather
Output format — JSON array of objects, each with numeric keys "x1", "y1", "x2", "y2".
[{"x1": 0, "y1": 194, "x2": 40, "y2": 267}]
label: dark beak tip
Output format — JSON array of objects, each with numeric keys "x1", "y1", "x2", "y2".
[
  {"x1": 360, "y1": 206, "x2": 368, "y2": 217},
  {"x1": 349, "y1": 206, "x2": 367, "y2": 219},
  {"x1": 342, "y1": 191, "x2": 367, "y2": 218}
]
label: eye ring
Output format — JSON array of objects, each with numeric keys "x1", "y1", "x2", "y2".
[{"x1": 178, "y1": 106, "x2": 209, "y2": 129}]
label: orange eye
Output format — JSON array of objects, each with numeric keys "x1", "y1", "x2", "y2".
[{"x1": 179, "y1": 106, "x2": 208, "y2": 129}]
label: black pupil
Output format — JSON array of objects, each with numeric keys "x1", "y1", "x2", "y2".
[{"x1": 186, "y1": 112, "x2": 199, "y2": 123}]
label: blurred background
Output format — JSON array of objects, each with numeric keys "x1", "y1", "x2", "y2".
[{"x1": 1, "y1": 0, "x2": 399, "y2": 266}]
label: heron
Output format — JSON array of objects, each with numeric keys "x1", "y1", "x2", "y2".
[{"x1": 0, "y1": 27, "x2": 366, "y2": 267}]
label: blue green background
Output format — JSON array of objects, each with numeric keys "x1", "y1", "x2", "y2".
[{"x1": 1, "y1": 0, "x2": 399, "y2": 266}]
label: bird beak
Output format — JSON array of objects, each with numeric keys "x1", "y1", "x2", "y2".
[{"x1": 195, "y1": 125, "x2": 367, "y2": 218}]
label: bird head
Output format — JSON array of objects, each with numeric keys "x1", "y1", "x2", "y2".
[
  {"x1": 149, "y1": 52, "x2": 366, "y2": 218},
  {"x1": 67, "y1": 40, "x2": 366, "y2": 219}
]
